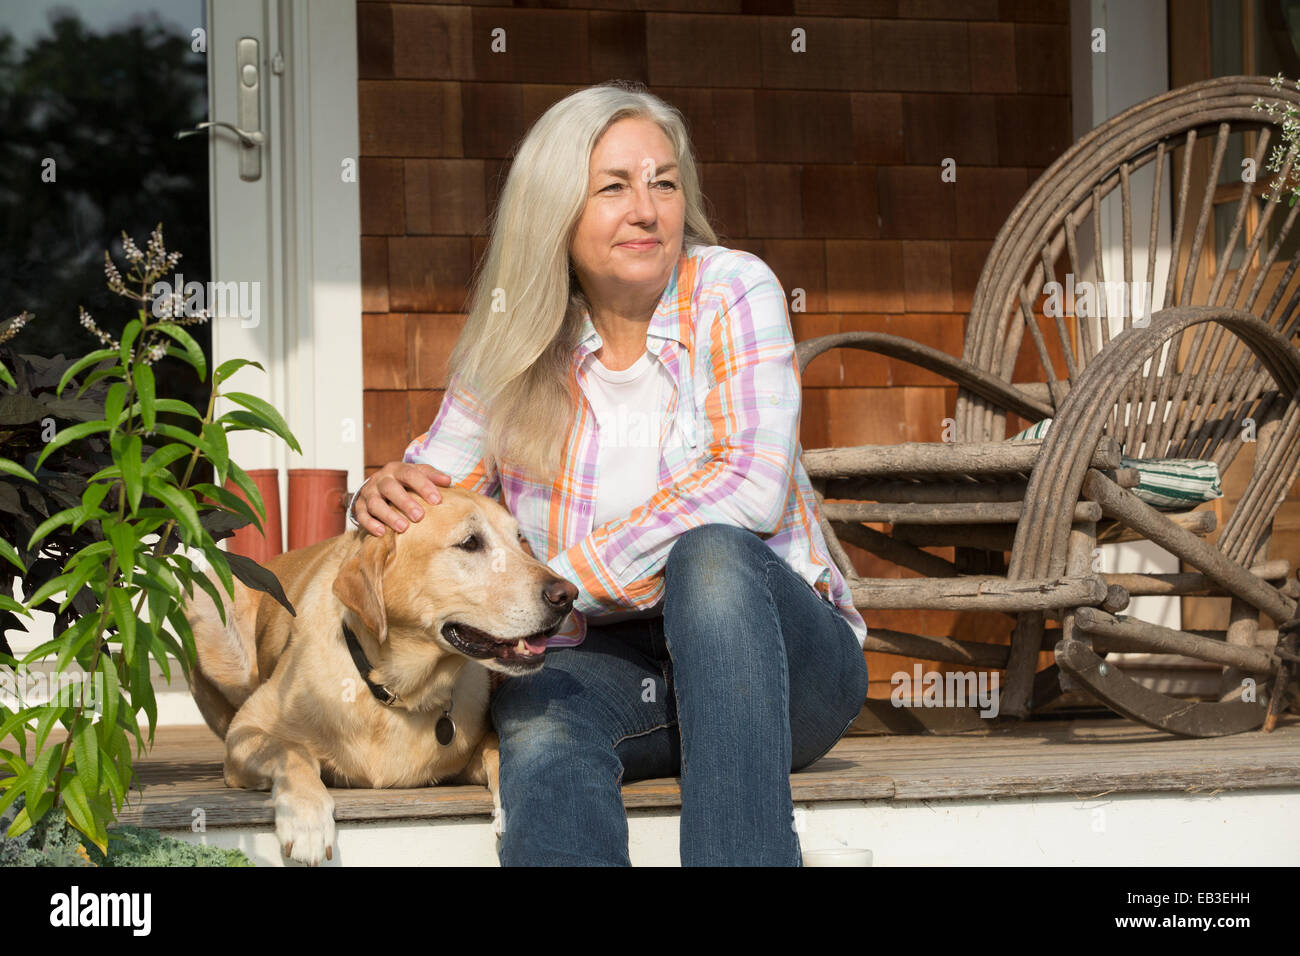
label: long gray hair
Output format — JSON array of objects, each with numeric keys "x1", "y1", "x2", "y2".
[{"x1": 448, "y1": 81, "x2": 718, "y2": 481}]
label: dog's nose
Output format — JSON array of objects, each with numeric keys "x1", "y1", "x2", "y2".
[{"x1": 543, "y1": 579, "x2": 578, "y2": 610}]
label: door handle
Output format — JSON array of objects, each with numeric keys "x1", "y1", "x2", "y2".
[
  {"x1": 176, "y1": 121, "x2": 264, "y2": 147},
  {"x1": 174, "y1": 37, "x2": 264, "y2": 181}
]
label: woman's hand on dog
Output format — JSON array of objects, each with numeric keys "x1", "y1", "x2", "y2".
[{"x1": 354, "y1": 461, "x2": 453, "y2": 536}]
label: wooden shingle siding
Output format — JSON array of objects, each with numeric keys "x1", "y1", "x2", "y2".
[
  {"x1": 407, "y1": 312, "x2": 467, "y2": 389},
  {"x1": 590, "y1": 11, "x2": 649, "y2": 83},
  {"x1": 955, "y1": 168, "x2": 1032, "y2": 241},
  {"x1": 359, "y1": 158, "x2": 405, "y2": 234},
  {"x1": 755, "y1": 91, "x2": 857, "y2": 163},
  {"x1": 361, "y1": 312, "x2": 408, "y2": 391},
  {"x1": 403, "y1": 159, "x2": 487, "y2": 236},
  {"x1": 757, "y1": 17, "x2": 872, "y2": 91},
  {"x1": 994, "y1": 93, "x2": 1072, "y2": 166},
  {"x1": 470, "y1": 9, "x2": 591, "y2": 84},
  {"x1": 393, "y1": 5, "x2": 473, "y2": 79},
  {"x1": 871, "y1": 20, "x2": 970, "y2": 91},
  {"x1": 969, "y1": 21, "x2": 1017, "y2": 92},
  {"x1": 386, "y1": 236, "x2": 472, "y2": 312},
  {"x1": 359, "y1": 236, "x2": 389, "y2": 314},
  {"x1": 356, "y1": 1, "x2": 1073, "y2": 696},
  {"x1": 876, "y1": 165, "x2": 958, "y2": 239},
  {"x1": 763, "y1": 239, "x2": 828, "y2": 310},
  {"x1": 646, "y1": 15, "x2": 762, "y2": 88},
  {"x1": 901, "y1": 242, "x2": 953, "y2": 313},
  {"x1": 359, "y1": 79, "x2": 463, "y2": 156},
  {"x1": 851, "y1": 93, "x2": 904, "y2": 163}
]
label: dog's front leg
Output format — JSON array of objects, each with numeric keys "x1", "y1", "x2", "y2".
[
  {"x1": 225, "y1": 723, "x2": 336, "y2": 866},
  {"x1": 456, "y1": 730, "x2": 503, "y2": 838}
]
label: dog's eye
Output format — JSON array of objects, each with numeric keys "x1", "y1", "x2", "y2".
[{"x1": 457, "y1": 534, "x2": 481, "y2": 552}]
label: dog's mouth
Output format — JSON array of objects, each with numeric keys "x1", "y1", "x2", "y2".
[{"x1": 440, "y1": 621, "x2": 561, "y2": 663}]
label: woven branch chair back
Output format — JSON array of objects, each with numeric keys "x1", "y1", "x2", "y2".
[{"x1": 962, "y1": 76, "x2": 1300, "y2": 484}]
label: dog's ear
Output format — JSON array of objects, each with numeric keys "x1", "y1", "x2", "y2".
[{"x1": 333, "y1": 530, "x2": 398, "y2": 643}]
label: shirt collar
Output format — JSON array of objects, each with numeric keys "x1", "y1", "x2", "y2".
[{"x1": 574, "y1": 249, "x2": 690, "y2": 364}]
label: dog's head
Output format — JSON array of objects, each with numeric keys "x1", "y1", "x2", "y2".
[{"x1": 332, "y1": 486, "x2": 577, "y2": 676}]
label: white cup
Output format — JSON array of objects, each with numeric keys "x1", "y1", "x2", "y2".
[{"x1": 801, "y1": 847, "x2": 873, "y2": 867}]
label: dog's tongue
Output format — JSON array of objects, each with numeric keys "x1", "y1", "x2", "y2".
[{"x1": 524, "y1": 634, "x2": 549, "y2": 655}]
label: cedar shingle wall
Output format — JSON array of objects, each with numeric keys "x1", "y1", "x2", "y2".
[{"x1": 356, "y1": 0, "x2": 1072, "y2": 696}]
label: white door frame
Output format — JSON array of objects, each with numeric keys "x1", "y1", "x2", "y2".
[{"x1": 208, "y1": 0, "x2": 364, "y2": 534}]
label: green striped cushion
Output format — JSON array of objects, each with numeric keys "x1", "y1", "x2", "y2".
[{"x1": 1008, "y1": 419, "x2": 1222, "y2": 510}]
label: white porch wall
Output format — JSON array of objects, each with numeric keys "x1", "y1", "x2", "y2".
[{"x1": 166, "y1": 788, "x2": 1300, "y2": 867}]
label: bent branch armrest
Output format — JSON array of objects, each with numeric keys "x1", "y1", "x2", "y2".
[
  {"x1": 802, "y1": 436, "x2": 1121, "y2": 479},
  {"x1": 796, "y1": 331, "x2": 1053, "y2": 422}
]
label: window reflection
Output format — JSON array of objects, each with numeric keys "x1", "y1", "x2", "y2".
[{"x1": 0, "y1": 2, "x2": 209, "y2": 403}]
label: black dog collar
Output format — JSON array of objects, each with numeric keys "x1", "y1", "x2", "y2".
[
  {"x1": 342, "y1": 621, "x2": 400, "y2": 706},
  {"x1": 341, "y1": 622, "x2": 456, "y2": 745}
]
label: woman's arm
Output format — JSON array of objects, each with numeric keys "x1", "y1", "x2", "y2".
[
  {"x1": 403, "y1": 373, "x2": 500, "y2": 497},
  {"x1": 549, "y1": 254, "x2": 801, "y2": 615}
]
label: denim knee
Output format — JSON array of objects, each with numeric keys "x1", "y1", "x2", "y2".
[
  {"x1": 670, "y1": 523, "x2": 766, "y2": 565},
  {"x1": 666, "y1": 523, "x2": 768, "y2": 600},
  {"x1": 492, "y1": 692, "x2": 612, "y2": 781}
]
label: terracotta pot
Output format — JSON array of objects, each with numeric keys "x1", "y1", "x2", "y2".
[
  {"x1": 223, "y1": 468, "x2": 282, "y2": 563},
  {"x1": 287, "y1": 468, "x2": 350, "y2": 550}
]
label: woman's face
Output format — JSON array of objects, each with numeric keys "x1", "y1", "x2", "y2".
[{"x1": 569, "y1": 117, "x2": 686, "y2": 309}]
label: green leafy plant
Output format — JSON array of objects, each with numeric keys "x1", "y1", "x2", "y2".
[
  {"x1": 1253, "y1": 73, "x2": 1300, "y2": 206},
  {"x1": 0, "y1": 225, "x2": 299, "y2": 853}
]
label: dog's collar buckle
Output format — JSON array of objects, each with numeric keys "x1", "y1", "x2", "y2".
[{"x1": 342, "y1": 621, "x2": 402, "y2": 707}]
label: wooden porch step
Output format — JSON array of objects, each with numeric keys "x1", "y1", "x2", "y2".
[{"x1": 54, "y1": 715, "x2": 1300, "y2": 831}]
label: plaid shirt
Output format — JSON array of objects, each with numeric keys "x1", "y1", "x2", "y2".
[{"x1": 403, "y1": 244, "x2": 867, "y2": 648}]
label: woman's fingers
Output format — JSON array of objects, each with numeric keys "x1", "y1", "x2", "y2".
[
  {"x1": 351, "y1": 496, "x2": 386, "y2": 537},
  {"x1": 424, "y1": 464, "x2": 453, "y2": 487},
  {"x1": 374, "y1": 473, "x2": 433, "y2": 528},
  {"x1": 399, "y1": 463, "x2": 451, "y2": 508},
  {"x1": 356, "y1": 492, "x2": 411, "y2": 535},
  {"x1": 354, "y1": 461, "x2": 454, "y2": 536}
]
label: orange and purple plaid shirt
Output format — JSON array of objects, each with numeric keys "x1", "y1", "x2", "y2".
[{"x1": 404, "y1": 244, "x2": 867, "y2": 648}]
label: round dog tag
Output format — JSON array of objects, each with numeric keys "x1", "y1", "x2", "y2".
[{"x1": 436, "y1": 713, "x2": 456, "y2": 746}]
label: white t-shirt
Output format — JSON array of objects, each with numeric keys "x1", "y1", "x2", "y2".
[
  {"x1": 348, "y1": 349, "x2": 672, "y2": 622},
  {"x1": 584, "y1": 351, "x2": 670, "y2": 622}
]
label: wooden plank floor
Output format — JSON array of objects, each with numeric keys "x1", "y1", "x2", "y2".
[{"x1": 54, "y1": 714, "x2": 1300, "y2": 830}]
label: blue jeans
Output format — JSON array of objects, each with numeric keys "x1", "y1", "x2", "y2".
[{"x1": 489, "y1": 523, "x2": 869, "y2": 866}]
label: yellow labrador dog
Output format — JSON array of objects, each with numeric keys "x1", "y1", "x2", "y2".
[{"x1": 183, "y1": 486, "x2": 577, "y2": 865}]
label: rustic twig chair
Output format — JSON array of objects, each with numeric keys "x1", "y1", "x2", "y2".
[{"x1": 798, "y1": 76, "x2": 1300, "y2": 737}]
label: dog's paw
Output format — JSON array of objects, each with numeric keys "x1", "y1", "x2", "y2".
[
  {"x1": 491, "y1": 805, "x2": 505, "y2": 839},
  {"x1": 273, "y1": 784, "x2": 336, "y2": 866}
]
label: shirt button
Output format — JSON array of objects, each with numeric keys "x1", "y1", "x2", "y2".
[{"x1": 769, "y1": 395, "x2": 779, "y2": 406}]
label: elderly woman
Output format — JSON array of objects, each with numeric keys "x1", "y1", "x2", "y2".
[{"x1": 352, "y1": 81, "x2": 868, "y2": 866}]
